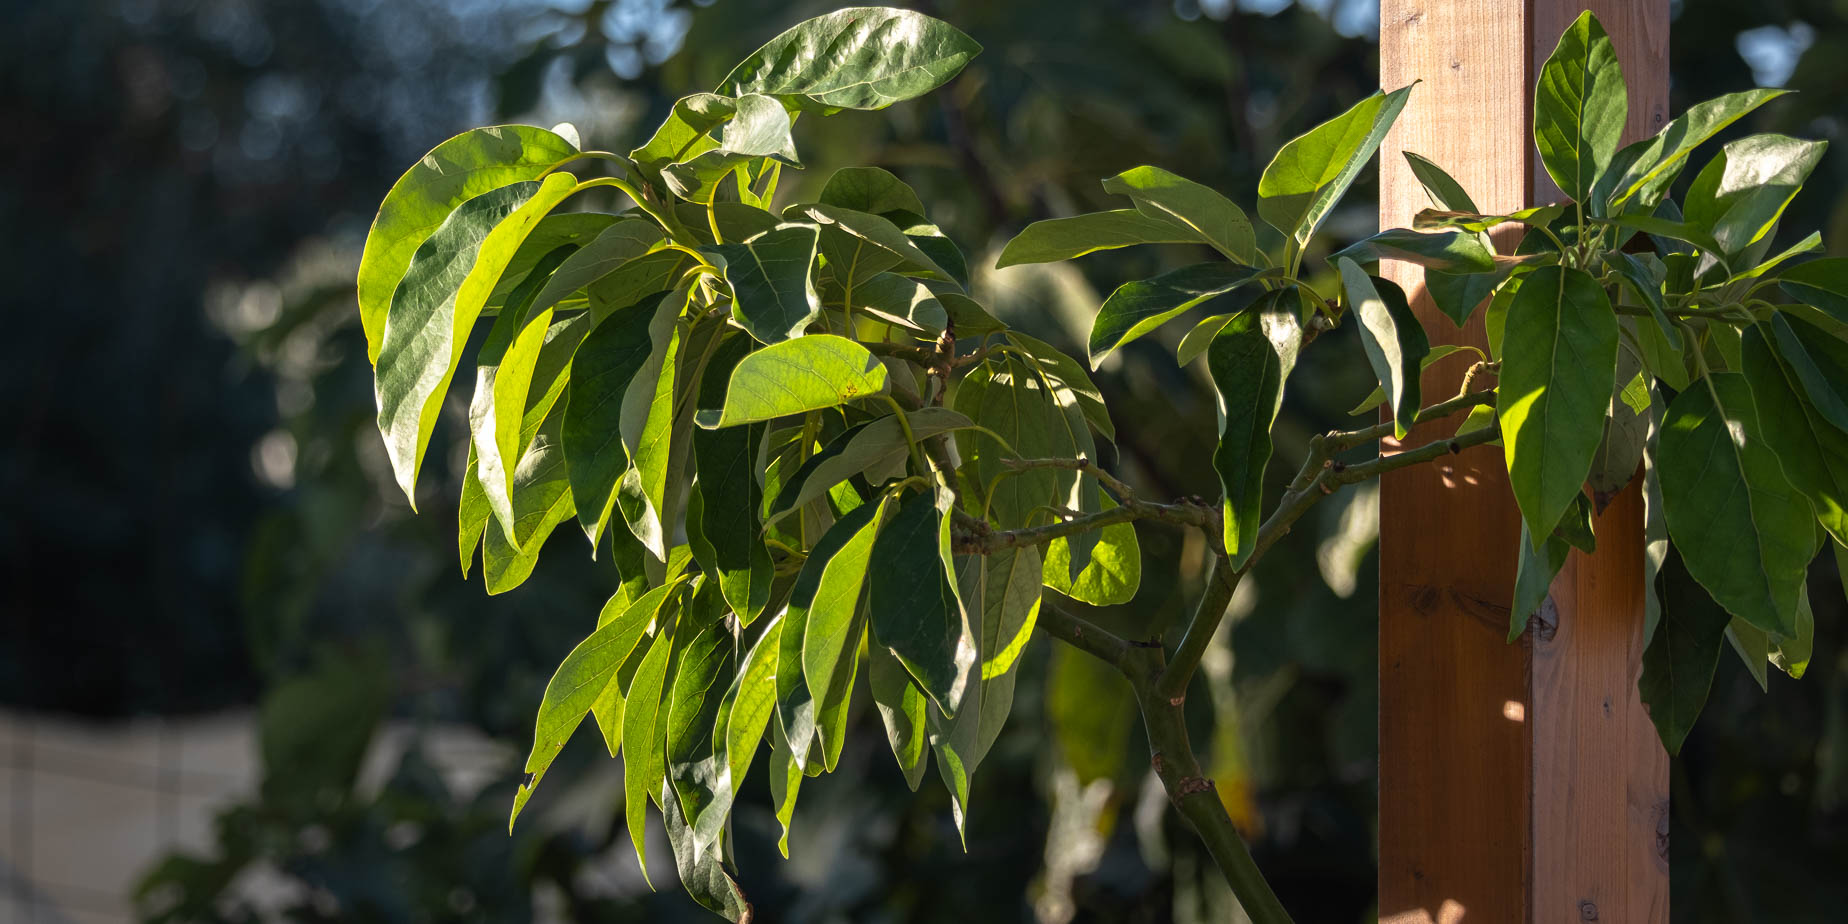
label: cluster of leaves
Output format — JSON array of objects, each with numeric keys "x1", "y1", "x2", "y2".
[{"x1": 356, "y1": 5, "x2": 1838, "y2": 918}]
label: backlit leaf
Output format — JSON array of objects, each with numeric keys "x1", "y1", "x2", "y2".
[
  {"x1": 1257, "y1": 86, "x2": 1412, "y2": 247},
  {"x1": 1209, "y1": 289, "x2": 1304, "y2": 568},
  {"x1": 1088, "y1": 263, "x2": 1269, "y2": 368},
  {"x1": 1100, "y1": 166, "x2": 1257, "y2": 265},
  {"x1": 696, "y1": 334, "x2": 888, "y2": 428},
  {"x1": 996, "y1": 210, "x2": 1197, "y2": 268},
  {"x1": 1336, "y1": 261, "x2": 1430, "y2": 439},
  {"x1": 1533, "y1": 11, "x2": 1626, "y2": 203}
]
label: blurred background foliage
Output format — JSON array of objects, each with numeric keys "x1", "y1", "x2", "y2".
[{"x1": 3, "y1": 0, "x2": 1846, "y2": 920}]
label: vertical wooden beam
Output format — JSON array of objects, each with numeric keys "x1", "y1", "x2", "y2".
[{"x1": 1377, "y1": 2, "x2": 1669, "y2": 922}]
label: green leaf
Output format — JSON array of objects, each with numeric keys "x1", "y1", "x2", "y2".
[
  {"x1": 358, "y1": 125, "x2": 578, "y2": 363},
  {"x1": 1412, "y1": 206, "x2": 1565, "y2": 234},
  {"x1": 768, "y1": 407, "x2": 971, "y2": 523},
  {"x1": 665, "y1": 581, "x2": 735, "y2": 861},
  {"x1": 1100, "y1": 166, "x2": 1257, "y2": 265},
  {"x1": 1588, "y1": 349, "x2": 1650, "y2": 509},
  {"x1": 1336, "y1": 261, "x2": 1431, "y2": 439},
  {"x1": 1509, "y1": 516, "x2": 1572, "y2": 642},
  {"x1": 1659, "y1": 373, "x2": 1813, "y2": 637},
  {"x1": 620, "y1": 586, "x2": 682, "y2": 881},
  {"x1": 796, "y1": 499, "x2": 887, "y2": 769},
  {"x1": 1007, "y1": 332, "x2": 1115, "y2": 443},
  {"x1": 1726, "y1": 616, "x2": 1771, "y2": 692},
  {"x1": 768, "y1": 722, "x2": 802, "y2": 857},
  {"x1": 1042, "y1": 493, "x2": 1141, "y2": 606},
  {"x1": 1598, "y1": 89, "x2": 1789, "y2": 214},
  {"x1": 663, "y1": 94, "x2": 798, "y2": 204},
  {"x1": 1209, "y1": 288, "x2": 1304, "y2": 568},
  {"x1": 1638, "y1": 548, "x2": 1736, "y2": 755},
  {"x1": 893, "y1": 214, "x2": 970, "y2": 288},
  {"x1": 696, "y1": 334, "x2": 887, "y2": 428},
  {"x1": 559, "y1": 292, "x2": 662, "y2": 547},
  {"x1": 1499, "y1": 265, "x2": 1618, "y2": 548},
  {"x1": 1533, "y1": 11, "x2": 1626, "y2": 203},
  {"x1": 936, "y1": 291, "x2": 1007, "y2": 336},
  {"x1": 510, "y1": 581, "x2": 679, "y2": 827},
  {"x1": 1088, "y1": 263, "x2": 1269, "y2": 368},
  {"x1": 690, "y1": 337, "x2": 773, "y2": 623},
  {"x1": 1772, "y1": 582, "x2": 1815, "y2": 680},
  {"x1": 1348, "y1": 344, "x2": 1482, "y2": 415},
  {"x1": 1257, "y1": 85, "x2": 1413, "y2": 247},
  {"x1": 956, "y1": 355, "x2": 1079, "y2": 529},
  {"x1": 714, "y1": 223, "x2": 823, "y2": 344},
  {"x1": 1768, "y1": 312, "x2": 1848, "y2": 435},
  {"x1": 459, "y1": 447, "x2": 491, "y2": 577},
  {"x1": 1176, "y1": 312, "x2": 1240, "y2": 366},
  {"x1": 868, "y1": 489, "x2": 974, "y2": 716},
  {"x1": 1780, "y1": 258, "x2": 1848, "y2": 325},
  {"x1": 523, "y1": 220, "x2": 665, "y2": 316},
  {"x1": 789, "y1": 202, "x2": 952, "y2": 287},
  {"x1": 616, "y1": 291, "x2": 692, "y2": 559},
  {"x1": 1331, "y1": 228, "x2": 1498, "y2": 274},
  {"x1": 867, "y1": 642, "x2": 929, "y2": 790},
  {"x1": 718, "y1": 8, "x2": 981, "y2": 111},
  {"x1": 819, "y1": 165, "x2": 926, "y2": 216},
  {"x1": 687, "y1": 613, "x2": 784, "y2": 854},
  {"x1": 372, "y1": 177, "x2": 557, "y2": 504},
  {"x1": 1683, "y1": 134, "x2": 1827, "y2": 260},
  {"x1": 630, "y1": 93, "x2": 737, "y2": 176},
  {"x1": 996, "y1": 210, "x2": 1198, "y2": 268},
  {"x1": 483, "y1": 411, "x2": 576, "y2": 595},
  {"x1": 661, "y1": 777, "x2": 751, "y2": 921},
  {"x1": 841, "y1": 272, "x2": 948, "y2": 333},
  {"x1": 1742, "y1": 321, "x2": 1848, "y2": 545},
  {"x1": 1402, "y1": 151, "x2": 1480, "y2": 213}
]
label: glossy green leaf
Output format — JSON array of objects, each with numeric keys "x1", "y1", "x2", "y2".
[
  {"x1": 1659, "y1": 374, "x2": 1812, "y2": 637},
  {"x1": 482, "y1": 411, "x2": 576, "y2": 595},
  {"x1": 893, "y1": 214, "x2": 970, "y2": 288},
  {"x1": 660, "y1": 777, "x2": 751, "y2": 921},
  {"x1": 718, "y1": 8, "x2": 981, "y2": 111},
  {"x1": 697, "y1": 334, "x2": 887, "y2": 428},
  {"x1": 1604, "y1": 251, "x2": 1681, "y2": 350},
  {"x1": 509, "y1": 581, "x2": 679, "y2": 827},
  {"x1": 1007, "y1": 331, "x2": 1115, "y2": 443},
  {"x1": 1780, "y1": 258, "x2": 1848, "y2": 325},
  {"x1": 1499, "y1": 265, "x2": 1618, "y2": 548},
  {"x1": 714, "y1": 223, "x2": 822, "y2": 344},
  {"x1": 1257, "y1": 85, "x2": 1412, "y2": 247},
  {"x1": 1209, "y1": 288, "x2": 1304, "y2": 568},
  {"x1": 1742, "y1": 321, "x2": 1848, "y2": 545},
  {"x1": 1638, "y1": 548, "x2": 1735, "y2": 754},
  {"x1": 458, "y1": 447, "x2": 491, "y2": 577},
  {"x1": 936, "y1": 291, "x2": 1006, "y2": 336},
  {"x1": 956, "y1": 355, "x2": 1080, "y2": 529},
  {"x1": 630, "y1": 93, "x2": 737, "y2": 175},
  {"x1": 1599, "y1": 89, "x2": 1787, "y2": 214},
  {"x1": 1176, "y1": 312, "x2": 1240, "y2": 366},
  {"x1": 768, "y1": 407, "x2": 970, "y2": 523},
  {"x1": 620, "y1": 587, "x2": 682, "y2": 881},
  {"x1": 1683, "y1": 134, "x2": 1827, "y2": 260},
  {"x1": 663, "y1": 94, "x2": 798, "y2": 204},
  {"x1": 1337, "y1": 261, "x2": 1430, "y2": 439},
  {"x1": 1331, "y1": 228, "x2": 1497, "y2": 274},
  {"x1": 687, "y1": 614, "x2": 783, "y2": 854},
  {"x1": 559, "y1": 294, "x2": 662, "y2": 549},
  {"x1": 996, "y1": 210, "x2": 1197, "y2": 268},
  {"x1": 868, "y1": 489, "x2": 973, "y2": 716},
  {"x1": 358, "y1": 125, "x2": 578, "y2": 362},
  {"x1": 1348, "y1": 344, "x2": 1482, "y2": 415},
  {"x1": 1588, "y1": 349, "x2": 1649, "y2": 509},
  {"x1": 522, "y1": 220, "x2": 665, "y2": 316},
  {"x1": 616, "y1": 291, "x2": 691, "y2": 559},
  {"x1": 796, "y1": 500, "x2": 887, "y2": 768},
  {"x1": 1088, "y1": 263, "x2": 1268, "y2": 368},
  {"x1": 1402, "y1": 151, "x2": 1480, "y2": 213},
  {"x1": 1768, "y1": 312, "x2": 1848, "y2": 435},
  {"x1": 665, "y1": 581, "x2": 735, "y2": 862},
  {"x1": 790, "y1": 202, "x2": 951, "y2": 287},
  {"x1": 1412, "y1": 206, "x2": 1564, "y2": 234},
  {"x1": 688, "y1": 338, "x2": 773, "y2": 623},
  {"x1": 819, "y1": 165, "x2": 926, "y2": 216},
  {"x1": 841, "y1": 272, "x2": 948, "y2": 333},
  {"x1": 867, "y1": 642, "x2": 929, "y2": 790},
  {"x1": 1100, "y1": 166, "x2": 1257, "y2": 265},
  {"x1": 1533, "y1": 11, "x2": 1626, "y2": 203}
]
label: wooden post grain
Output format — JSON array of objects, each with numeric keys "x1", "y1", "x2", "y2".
[{"x1": 1377, "y1": 2, "x2": 1669, "y2": 922}]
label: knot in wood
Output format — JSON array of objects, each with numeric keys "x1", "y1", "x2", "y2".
[
  {"x1": 1534, "y1": 597, "x2": 1560, "y2": 641},
  {"x1": 1578, "y1": 900, "x2": 1598, "y2": 921}
]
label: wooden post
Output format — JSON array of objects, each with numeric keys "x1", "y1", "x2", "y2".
[{"x1": 1377, "y1": 2, "x2": 1669, "y2": 922}]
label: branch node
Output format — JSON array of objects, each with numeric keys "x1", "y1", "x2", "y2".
[
  {"x1": 1175, "y1": 776, "x2": 1216, "y2": 799},
  {"x1": 1152, "y1": 753, "x2": 1167, "y2": 775},
  {"x1": 1168, "y1": 694, "x2": 1185, "y2": 707}
]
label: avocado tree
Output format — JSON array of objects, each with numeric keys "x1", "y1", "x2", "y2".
[{"x1": 358, "y1": 8, "x2": 1840, "y2": 921}]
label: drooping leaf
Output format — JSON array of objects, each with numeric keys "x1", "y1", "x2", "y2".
[
  {"x1": 510, "y1": 581, "x2": 679, "y2": 827},
  {"x1": 1597, "y1": 89, "x2": 1787, "y2": 214},
  {"x1": 718, "y1": 8, "x2": 981, "y2": 111},
  {"x1": 482, "y1": 411, "x2": 576, "y2": 595},
  {"x1": 1780, "y1": 258, "x2": 1848, "y2": 325},
  {"x1": 996, "y1": 210, "x2": 1198, "y2": 268},
  {"x1": 1604, "y1": 251, "x2": 1681, "y2": 349},
  {"x1": 358, "y1": 125, "x2": 578, "y2": 362},
  {"x1": 1509, "y1": 517, "x2": 1572, "y2": 642},
  {"x1": 1638, "y1": 548, "x2": 1736, "y2": 755},
  {"x1": 1726, "y1": 616, "x2": 1772, "y2": 692},
  {"x1": 1336, "y1": 261, "x2": 1430, "y2": 439},
  {"x1": 819, "y1": 165, "x2": 926, "y2": 216},
  {"x1": 841, "y1": 272, "x2": 949, "y2": 333},
  {"x1": 661, "y1": 777, "x2": 751, "y2": 921},
  {"x1": 1176, "y1": 312, "x2": 1241, "y2": 366},
  {"x1": 1348, "y1": 344, "x2": 1483, "y2": 415},
  {"x1": 956, "y1": 355, "x2": 1078, "y2": 529},
  {"x1": 714, "y1": 223, "x2": 823, "y2": 344},
  {"x1": 663, "y1": 94, "x2": 799, "y2": 204},
  {"x1": 616, "y1": 290, "x2": 692, "y2": 559},
  {"x1": 1208, "y1": 289, "x2": 1304, "y2": 568},
  {"x1": 1659, "y1": 374, "x2": 1813, "y2": 637},
  {"x1": 687, "y1": 614, "x2": 784, "y2": 854},
  {"x1": 665, "y1": 581, "x2": 736, "y2": 862},
  {"x1": 1587, "y1": 349, "x2": 1650, "y2": 510},
  {"x1": 1100, "y1": 166, "x2": 1257, "y2": 265},
  {"x1": 867, "y1": 642, "x2": 930, "y2": 790},
  {"x1": 687, "y1": 338, "x2": 775, "y2": 623},
  {"x1": 1087, "y1": 263, "x2": 1269, "y2": 368},
  {"x1": 1683, "y1": 134, "x2": 1827, "y2": 262},
  {"x1": 768, "y1": 722, "x2": 802, "y2": 857},
  {"x1": 868, "y1": 489, "x2": 973, "y2": 716},
  {"x1": 1499, "y1": 265, "x2": 1618, "y2": 548},
  {"x1": 1742, "y1": 321, "x2": 1848, "y2": 545},
  {"x1": 560, "y1": 291, "x2": 662, "y2": 544},
  {"x1": 1532, "y1": 11, "x2": 1626, "y2": 203},
  {"x1": 522, "y1": 219, "x2": 665, "y2": 316},
  {"x1": 796, "y1": 499, "x2": 887, "y2": 768},
  {"x1": 696, "y1": 334, "x2": 888, "y2": 428},
  {"x1": 1257, "y1": 85, "x2": 1413, "y2": 247},
  {"x1": 1330, "y1": 228, "x2": 1497, "y2": 274},
  {"x1": 620, "y1": 585, "x2": 683, "y2": 881},
  {"x1": 1007, "y1": 331, "x2": 1116, "y2": 443}
]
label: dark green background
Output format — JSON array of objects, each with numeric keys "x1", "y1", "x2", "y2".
[{"x1": 4, "y1": 0, "x2": 1844, "y2": 920}]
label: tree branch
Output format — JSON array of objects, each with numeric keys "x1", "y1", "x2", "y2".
[
  {"x1": 951, "y1": 497, "x2": 1213, "y2": 555},
  {"x1": 1154, "y1": 554, "x2": 1241, "y2": 701}
]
